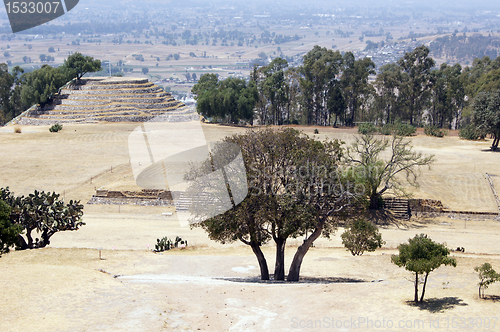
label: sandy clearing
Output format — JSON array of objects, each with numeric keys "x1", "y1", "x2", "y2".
[{"x1": 2, "y1": 123, "x2": 500, "y2": 331}]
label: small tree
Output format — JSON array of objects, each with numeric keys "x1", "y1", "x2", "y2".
[
  {"x1": 341, "y1": 219, "x2": 384, "y2": 256},
  {"x1": 142, "y1": 67, "x2": 149, "y2": 75},
  {"x1": 474, "y1": 263, "x2": 500, "y2": 299},
  {"x1": 0, "y1": 200, "x2": 21, "y2": 257},
  {"x1": 392, "y1": 234, "x2": 456, "y2": 302}
]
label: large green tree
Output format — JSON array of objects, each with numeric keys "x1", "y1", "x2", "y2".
[
  {"x1": 392, "y1": 234, "x2": 457, "y2": 303},
  {"x1": 341, "y1": 52, "x2": 376, "y2": 126},
  {"x1": 374, "y1": 63, "x2": 403, "y2": 125},
  {"x1": 192, "y1": 74, "x2": 258, "y2": 124},
  {"x1": 0, "y1": 64, "x2": 25, "y2": 123},
  {"x1": 187, "y1": 128, "x2": 359, "y2": 281},
  {"x1": 20, "y1": 64, "x2": 69, "y2": 108},
  {"x1": 397, "y1": 46, "x2": 435, "y2": 126},
  {"x1": 299, "y1": 46, "x2": 343, "y2": 125},
  {"x1": 63, "y1": 52, "x2": 102, "y2": 80},
  {"x1": 471, "y1": 90, "x2": 500, "y2": 150}
]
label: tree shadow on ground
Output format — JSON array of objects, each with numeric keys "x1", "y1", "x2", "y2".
[
  {"x1": 406, "y1": 297, "x2": 468, "y2": 313},
  {"x1": 481, "y1": 295, "x2": 500, "y2": 302},
  {"x1": 481, "y1": 148, "x2": 500, "y2": 153},
  {"x1": 220, "y1": 275, "x2": 366, "y2": 284},
  {"x1": 365, "y1": 209, "x2": 430, "y2": 229},
  {"x1": 365, "y1": 209, "x2": 401, "y2": 227}
]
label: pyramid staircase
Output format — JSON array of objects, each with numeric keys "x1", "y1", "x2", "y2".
[
  {"x1": 16, "y1": 77, "x2": 198, "y2": 125},
  {"x1": 174, "y1": 192, "x2": 217, "y2": 212},
  {"x1": 383, "y1": 198, "x2": 411, "y2": 219}
]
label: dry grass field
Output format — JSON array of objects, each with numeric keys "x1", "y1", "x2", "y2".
[{"x1": 1, "y1": 122, "x2": 500, "y2": 332}]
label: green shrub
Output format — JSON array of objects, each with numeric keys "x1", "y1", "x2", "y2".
[
  {"x1": 314, "y1": 128, "x2": 319, "y2": 134},
  {"x1": 459, "y1": 124, "x2": 482, "y2": 140},
  {"x1": 379, "y1": 123, "x2": 394, "y2": 135},
  {"x1": 395, "y1": 123, "x2": 416, "y2": 136},
  {"x1": 341, "y1": 219, "x2": 385, "y2": 256},
  {"x1": 49, "y1": 123, "x2": 63, "y2": 133},
  {"x1": 358, "y1": 123, "x2": 378, "y2": 135},
  {"x1": 424, "y1": 125, "x2": 446, "y2": 138}
]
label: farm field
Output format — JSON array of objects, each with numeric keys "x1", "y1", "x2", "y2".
[{"x1": 1, "y1": 122, "x2": 500, "y2": 331}]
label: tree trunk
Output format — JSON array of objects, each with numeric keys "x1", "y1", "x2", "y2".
[
  {"x1": 17, "y1": 234, "x2": 28, "y2": 250},
  {"x1": 26, "y1": 229, "x2": 34, "y2": 249},
  {"x1": 479, "y1": 285, "x2": 482, "y2": 299},
  {"x1": 287, "y1": 218, "x2": 325, "y2": 282},
  {"x1": 414, "y1": 272, "x2": 419, "y2": 303},
  {"x1": 274, "y1": 238, "x2": 286, "y2": 280},
  {"x1": 420, "y1": 272, "x2": 429, "y2": 302},
  {"x1": 250, "y1": 242, "x2": 269, "y2": 280},
  {"x1": 492, "y1": 136, "x2": 499, "y2": 150},
  {"x1": 369, "y1": 193, "x2": 381, "y2": 210}
]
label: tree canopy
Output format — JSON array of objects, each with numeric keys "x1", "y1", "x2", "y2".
[
  {"x1": 187, "y1": 128, "x2": 360, "y2": 281},
  {"x1": 1, "y1": 187, "x2": 84, "y2": 249},
  {"x1": 63, "y1": 52, "x2": 102, "y2": 80},
  {"x1": 471, "y1": 90, "x2": 500, "y2": 150},
  {"x1": 341, "y1": 218, "x2": 384, "y2": 256},
  {"x1": 0, "y1": 200, "x2": 21, "y2": 257},
  {"x1": 192, "y1": 74, "x2": 258, "y2": 124},
  {"x1": 392, "y1": 234, "x2": 457, "y2": 302},
  {"x1": 474, "y1": 263, "x2": 500, "y2": 299}
]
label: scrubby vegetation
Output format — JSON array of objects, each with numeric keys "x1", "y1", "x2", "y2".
[
  {"x1": 424, "y1": 125, "x2": 447, "y2": 137},
  {"x1": 49, "y1": 123, "x2": 63, "y2": 132}
]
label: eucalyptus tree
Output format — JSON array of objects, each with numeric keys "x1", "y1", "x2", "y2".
[
  {"x1": 397, "y1": 46, "x2": 435, "y2": 126},
  {"x1": 471, "y1": 90, "x2": 500, "y2": 150},
  {"x1": 299, "y1": 46, "x2": 343, "y2": 125},
  {"x1": 374, "y1": 63, "x2": 403, "y2": 124},
  {"x1": 259, "y1": 57, "x2": 289, "y2": 125},
  {"x1": 340, "y1": 52, "x2": 376, "y2": 126}
]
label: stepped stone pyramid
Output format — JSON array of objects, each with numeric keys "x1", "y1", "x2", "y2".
[{"x1": 17, "y1": 77, "x2": 198, "y2": 125}]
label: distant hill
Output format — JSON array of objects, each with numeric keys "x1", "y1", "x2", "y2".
[{"x1": 430, "y1": 34, "x2": 500, "y2": 64}]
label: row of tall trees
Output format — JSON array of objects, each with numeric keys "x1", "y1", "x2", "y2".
[
  {"x1": 193, "y1": 45, "x2": 500, "y2": 132},
  {"x1": 0, "y1": 53, "x2": 101, "y2": 124}
]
